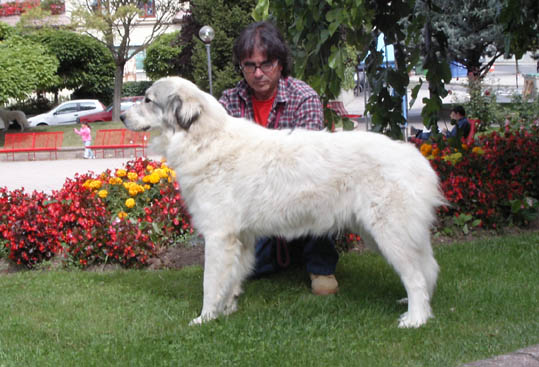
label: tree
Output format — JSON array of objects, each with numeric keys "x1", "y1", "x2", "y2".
[
  {"x1": 254, "y1": 0, "x2": 539, "y2": 137},
  {"x1": 418, "y1": 0, "x2": 505, "y2": 79},
  {"x1": 27, "y1": 29, "x2": 115, "y2": 104},
  {"x1": 143, "y1": 31, "x2": 183, "y2": 80},
  {"x1": 142, "y1": 0, "x2": 255, "y2": 98},
  {"x1": 0, "y1": 33, "x2": 59, "y2": 105},
  {"x1": 71, "y1": 0, "x2": 184, "y2": 120},
  {"x1": 500, "y1": 0, "x2": 539, "y2": 59},
  {"x1": 254, "y1": 0, "x2": 421, "y2": 138},
  {"x1": 188, "y1": 0, "x2": 255, "y2": 97}
]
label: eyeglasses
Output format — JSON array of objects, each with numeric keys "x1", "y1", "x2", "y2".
[{"x1": 240, "y1": 60, "x2": 278, "y2": 74}]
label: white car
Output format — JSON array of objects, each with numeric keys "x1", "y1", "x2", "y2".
[{"x1": 28, "y1": 100, "x2": 106, "y2": 127}]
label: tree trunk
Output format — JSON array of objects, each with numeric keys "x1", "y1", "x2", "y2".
[{"x1": 112, "y1": 64, "x2": 125, "y2": 122}]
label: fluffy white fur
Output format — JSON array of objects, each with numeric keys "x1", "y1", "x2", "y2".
[{"x1": 121, "y1": 76, "x2": 445, "y2": 328}]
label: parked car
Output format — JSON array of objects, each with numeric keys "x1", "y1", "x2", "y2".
[
  {"x1": 28, "y1": 100, "x2": 106, "y2": 127},
  {"x1": 78, "y1": 97, "x2": 143, "y2": 123}
]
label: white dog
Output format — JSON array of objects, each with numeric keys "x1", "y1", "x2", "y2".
[
  {"x1": 121, "y1": 76, "x2": 445, "y2": 328},
  {"x1": 0, "y1": 109, "x2": 29, "y2": 131}
]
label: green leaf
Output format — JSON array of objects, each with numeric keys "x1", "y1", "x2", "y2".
[
  {"x1": 343, "y1": 118, "x2": 355, "y2": 131},
  {"x1": 253, "y1": 0, "x2": 269, "y2": 21}
]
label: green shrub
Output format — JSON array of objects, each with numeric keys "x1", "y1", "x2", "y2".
[{"x1": 122, "y1": 81, "x2": 153, "y2": 97}]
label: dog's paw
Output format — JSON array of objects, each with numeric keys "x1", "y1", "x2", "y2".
[
  {"x1": 189, "y1": 316, "x2": 204, "y2": 326},
  {"x1": 189, "y1": 311, "x2": 219, "y2": 326},
  {"x1": 397, "y1": 311, "x2": 431, "y2": 328}
]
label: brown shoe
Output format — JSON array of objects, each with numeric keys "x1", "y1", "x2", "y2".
[{"x1": 310, "y1": 273, "x2": 339, "y2": 295}]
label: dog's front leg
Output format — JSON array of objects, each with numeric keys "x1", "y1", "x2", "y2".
[{"x1": 190, "y1": 233, "x2": 247, "y2": 325}]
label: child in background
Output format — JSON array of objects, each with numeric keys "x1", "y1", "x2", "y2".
[{"x1": 74, "y1": 122, "x2": 95, "y2": 159}]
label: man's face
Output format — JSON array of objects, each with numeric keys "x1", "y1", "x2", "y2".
[
  {"x1": 240, "y1": 48, "x2": 282, "y2": 101},
  {"x1": 450, "y1": 111, "x2": 461, "y2": 122}
]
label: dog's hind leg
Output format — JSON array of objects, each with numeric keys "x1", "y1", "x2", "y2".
[
  {"x1": 368, "y1": 225, "x2": 438, "y2": 328},
  {"x1": 190, "y1": 232, "x2": 253, "y2": 325}
]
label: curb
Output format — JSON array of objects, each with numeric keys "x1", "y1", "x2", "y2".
[{"x1": 461, "y1": 345, "x2": 539, "y2": 367}]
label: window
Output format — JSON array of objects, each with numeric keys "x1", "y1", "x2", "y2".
[
  {"x1": 138, "y1": 0, "x2": 154, "y2": 17},
  {"x1": 135, "y1": 50, "x2": 146, "y2": 72},
  {"x1": 79, "y1": 102, "x2": 98, "y2": 111},
  {"x1": 56, "y1": 103, "x2": 78, "y2": 114}
]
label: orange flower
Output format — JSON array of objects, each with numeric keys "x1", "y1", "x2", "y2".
[{"x1": 420, "y1": 143, "x2": 433, "y2": 157}]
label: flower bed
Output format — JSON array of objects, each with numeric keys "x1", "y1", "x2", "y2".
[
  {"x1": 0, "y1": 158, "x2": 193, "y2": 269},
  {"x1": 1, "y1": 128, "x2": 538, "y2": 268},
  {"x1": 0, "y1": 0, "x2": 40, "y2": 16},
  {"x1": 415, "y1": 127, "x2": 539, "y2": 232}
]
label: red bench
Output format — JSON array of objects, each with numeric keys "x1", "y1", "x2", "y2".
[
  {"x1": 0, "y1": 132, "x2": 64, "y2": 160},
  {"x1": 90, "y1": 129, "x2": 150, "y2": 158},
  {"x1": 327, "y1": 101, "x2": 362, "y2": 120},
  {"x1": 326, "y1": 101, "x2": 362, "y2": 131}
]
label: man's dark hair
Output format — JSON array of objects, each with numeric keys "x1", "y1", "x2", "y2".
[
  {"x1": 451, "y1": 105, "x2": 466, "y2": 116},
  {"x1": 233, "y1": 21, "x2": 291, "y2": 77}
]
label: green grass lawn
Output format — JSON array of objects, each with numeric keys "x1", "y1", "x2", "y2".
[{"x1": 0, "y1": 232, "x2": 537, "y2": 366}]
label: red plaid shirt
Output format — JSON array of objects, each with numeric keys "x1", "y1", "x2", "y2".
[{"x1": 219, "y1": 77, "x2": 324, "y2": 131}]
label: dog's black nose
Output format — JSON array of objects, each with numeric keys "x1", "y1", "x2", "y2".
[{"x1": 120, "y1": 114, "x2": 126, "y2": 123}]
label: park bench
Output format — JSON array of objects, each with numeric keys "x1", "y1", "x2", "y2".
[
  {"x1": 90, "y1": 129, "x2": 150, "y2": 158},
  {"x1": 327, "y1": 101, "x2": 362, "y2": 121},
  {"x1": 326, "y1": 101, "x2": 363, "y2": 131},
  {"x1": 0, "y1": 131, "x2": 64, "y2": 160}
]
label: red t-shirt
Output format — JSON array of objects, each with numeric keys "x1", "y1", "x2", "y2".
[{"x1": 252, "y1": 92, "x2": 277, "y2": 127}]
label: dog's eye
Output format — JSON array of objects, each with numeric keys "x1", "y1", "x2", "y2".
[{"x1": 145, "y1": 97, "x2": 152, "y2": 104}]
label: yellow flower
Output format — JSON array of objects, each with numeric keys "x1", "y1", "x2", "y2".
[
  {"x1": 82, "y1": 179, "x2": 92, "y2": 189},
  {"x1": 153, "y1": 168, "x2": 167, "y2": 179},
  {"x1": 129, "y1": 185, "x2": 144, "y2": 197},
  {"x1": 144, "y1": 184, "x2": 151, "y2": 190},
  {"x1": 149, "y1": 172, "x2": 161, "y2": 184},
  {"x1": 472, "y1": 146, "x2": 485, "y2": 155},
  {"x1": 127, "y1": 171, "x2": 138, "y2": 181},
  {"x1": 116, "y1": 169, "x2": 127, "y2": 178},
  {"x1": 98, "y1": 189, "x2": 108, "y2": 199},
  {"x1": 146, "y1": 164, "x2": 154, "y2": 172},
  {"x1": 125, "y1": 198, "x2": 135, "y2": 208},
  {"x1": 89, "y1": 180, "x2": 102, "y2": 190},
  {"x1": 442, "y1": 152, "x2": 463, "y2": 165},
  {"x1": 117, "y1": 211, "x2": 128, "y2": 219},
  {"x1": 109, "y1": 177, "x2": 122, "y2": 185},
  {"x1": 122, "y1": 181, "x2": 143, "y2": 196}
]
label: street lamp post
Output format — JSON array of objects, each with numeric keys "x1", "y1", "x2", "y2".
[{"x1": 199, "y1": 25, "x2": 215, "y2": 96}]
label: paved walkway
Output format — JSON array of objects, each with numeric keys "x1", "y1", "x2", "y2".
[
  {"x1": 460, "y1": 345, "x2": 539, "y2": 367},
  {"x1": 0, "y1": 153, "x2": 161, "y2": 193}
]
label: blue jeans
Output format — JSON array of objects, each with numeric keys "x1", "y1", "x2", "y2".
[{"x1": 252, "y1": 235, "x2": 338, "y2": 278}]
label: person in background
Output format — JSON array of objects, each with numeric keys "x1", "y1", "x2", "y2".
[
  {"x1": 74, "y1": 122, "x2": 95, "y2": 159},
  {"x1": 411, "y1": 105, "x2": 470, "y2": 141},
  {"x1": 219, "y1": 21, "x2": 339, "y2": 295}
]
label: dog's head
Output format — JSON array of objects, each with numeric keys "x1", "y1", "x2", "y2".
[{"x1": 121, "y1": 77, "x2": 203, "y2": 132}]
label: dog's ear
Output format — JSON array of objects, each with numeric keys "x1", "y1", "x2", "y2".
[{"x1": 165, "y1": 94, "x2": 200, "y2": 130}]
